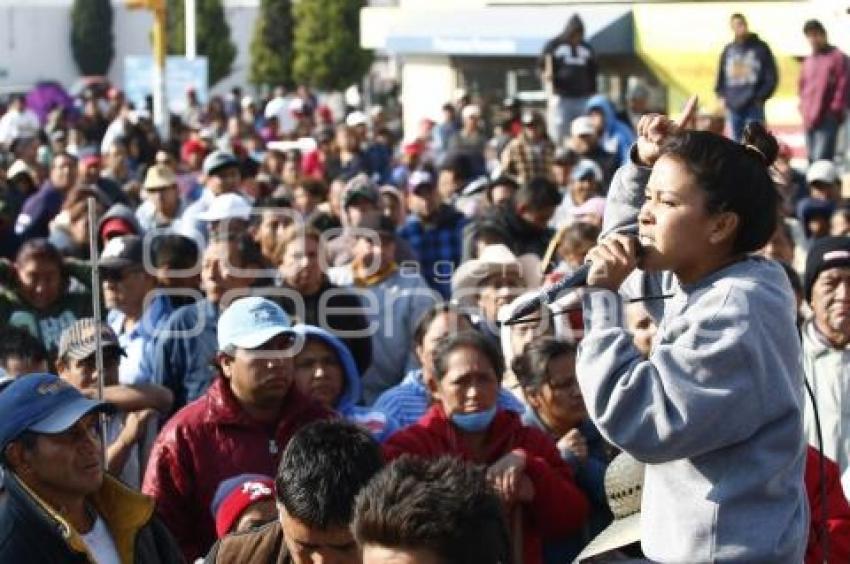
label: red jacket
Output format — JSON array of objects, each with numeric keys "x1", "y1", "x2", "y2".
[
  {"x1": 383, "y1": 405, "x2": 589, "y2": 564},
  {"x1": 799, "y1": 45, "x2": 849, "y2": 130},
  {"x1": 142, "y1": 377, "x2": 333, "y2": 562},
  {"x1": 806, "y1": 446, "x2": 850, "y2": 564}
]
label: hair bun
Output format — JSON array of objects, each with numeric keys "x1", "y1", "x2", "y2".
[{"x1": 740, "y1": 122, "x2": 778, "y2": 167}]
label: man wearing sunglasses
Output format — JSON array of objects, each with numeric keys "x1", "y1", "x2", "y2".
[
  {"x1": 100, "y1": 235, "x2": 173, "y2": 386},
  {"x1": 143, "y1": 296, "x2": 334, "y2": 562}
]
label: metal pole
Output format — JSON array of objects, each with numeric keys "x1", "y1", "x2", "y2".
[
  {"x1": 152, "y1": 4, "x2": 170, "y2": 141},
  {"x1": 185, "y1": 0, "x2": 196, "y2": 60},
  {"x1": 87, "y1": 197, "x2": 107, "y2": 465}
]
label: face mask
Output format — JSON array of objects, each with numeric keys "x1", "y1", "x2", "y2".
[{"x1": 451, "y1": 405, "x2": 498, "y2": 433}]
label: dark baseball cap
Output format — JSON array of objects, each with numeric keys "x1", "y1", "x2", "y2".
[
  {"x1": 203, "y1": 150, "x2": 239, "y2": 176},
  {"x1": 0, "y1": 373, "x2": 113, "y2": 451},
  {"x1": 99, "y1": 235, "x2": 144, "y2": 270},
  {"x1": 343, "y1": 176, "x2": 379, "y2": 208}
]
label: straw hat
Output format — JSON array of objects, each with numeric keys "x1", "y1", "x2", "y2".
[
  {"x1": 576, "y1": 452, "x2": 646, "y2": 561},
  {"x1": 451, "y1": 244, "x2": 541, "y2": 306}
]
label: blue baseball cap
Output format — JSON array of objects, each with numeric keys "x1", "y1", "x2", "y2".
[
  {"x1": 217, "y1": 297, "x2": 294, "y2": 351},
  {"x1": 0, "y1": 373, "x2": 113, "y2": 451}
]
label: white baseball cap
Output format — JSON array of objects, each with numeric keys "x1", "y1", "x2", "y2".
[
  {"x1": 807, "y1": 160, "x2": 839, "y2": 185},
  {"x1": 198, "y1": 193, "x2": 252, "y2": 222}
]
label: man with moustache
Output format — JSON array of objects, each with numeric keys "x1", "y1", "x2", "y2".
[
  {"x1": 143, "y1": 296, "x2": 333, "y2": 561},
  {"x1": 0, "y1": 373, "x2": 181, "y2": 562}
]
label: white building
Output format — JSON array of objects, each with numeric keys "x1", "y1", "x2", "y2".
[{"x1": 0, "y1": 0, "x2": 260, "y2": 96}]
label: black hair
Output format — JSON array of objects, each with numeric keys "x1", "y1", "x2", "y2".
[
  {"x1": 352, "y1": 456, "x2": 512, "y2": 564},
  {"x1": 515, "y1": 176, "x2": 562, "y2": 209},
  {"x1": 511, "y1": 337, "x2": 576, "y2": 391},
  {"x1": 486, "y1": 176, "x2": 519, "y2": 203},
  {"x1": 778, "y1": 260, "x2": 803, "y2": 298},
  {"x1": 276, "y1": 420, "x2": 383, "y2": 529},
  {"x1": 730, "y1": 13, "x2": 747, "y2": 24},
  {"x1": 440, "y1": 153, "x2": 474, "y2": 183},
  {"x1": 660, "y1": 122, "x2": 779, "y2": 254},
  {"x1": 16, "y1": 238, "x2": 63, "y2": 267},
  {"x1": 412, "y1": 303, "x2": 471, "y2": 348},
  {"x1": 0, "y1": 326, "x2": 47, "y2": 369},
  {"x1": 150, "y1": 233, "x2": 200, "y2": 270},
  {"x1": 257, "y1": 195, "x2": 293, "y2": 209},
  {"x1": 208, "y1": 232, "x2": 268, "y2": 269},
  {"x1": 803, "y1": 19, "x2": 826, "y2": 36},
  {"x1": 432, "y1": 330, "x2": 505, "y2": 381}
]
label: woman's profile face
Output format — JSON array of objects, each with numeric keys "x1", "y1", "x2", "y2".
[{"x1": 638, "y1": 155, "x2": 726, "y2": 281}]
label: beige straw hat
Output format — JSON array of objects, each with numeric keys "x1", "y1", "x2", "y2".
[{"x1": 576, "y1": 452, "x2": 646, "y2": 561}]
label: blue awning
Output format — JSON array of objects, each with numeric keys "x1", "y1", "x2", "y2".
[{"x1": 362, "y1": 5, "x2": 633, "y2": 57}]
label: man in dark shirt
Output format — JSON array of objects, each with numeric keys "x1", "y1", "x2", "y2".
[{"x1": 541, "y1": 14, "x2": 598, "y2": 145}]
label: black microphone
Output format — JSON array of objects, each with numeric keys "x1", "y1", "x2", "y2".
[{"x1": 503, "y1": 241, "x2": 643, "y2": 325}]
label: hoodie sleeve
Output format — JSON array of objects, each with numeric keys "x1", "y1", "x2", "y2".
[
  {"x1": 576, "y1": 284, "x2": 782, "y2": 464},
  {"x1": 754, "y1": 41, "x2": 778, "y2": 102},
  {"x1": 600, "y1": 149, "x2": 652, "y2": 237},
  {"x1": 518, "y1": 427, "x2": 590, "y2": 537}
]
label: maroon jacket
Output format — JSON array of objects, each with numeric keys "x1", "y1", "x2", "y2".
[
  {"x1": 805, "y1": 447, "x2": 850, "y2": 564},
  {"x1": 799, "y1": 45, "x2": 849, "y2": 130},
  {"x1": 383, "y1": 405, "x2": 589, "y2": 564},
  {"x1": 142, "y1": 377, "x2": 333, "y2": 562}
]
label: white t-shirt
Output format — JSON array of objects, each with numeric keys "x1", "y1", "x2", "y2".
[{"x1": 81, "y1": 514, "x2": 121, "y2": 564}]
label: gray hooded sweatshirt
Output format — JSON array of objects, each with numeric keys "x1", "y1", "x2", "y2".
[{"x1": 576, "y1": 155, "x2": 809, "y2": 562}]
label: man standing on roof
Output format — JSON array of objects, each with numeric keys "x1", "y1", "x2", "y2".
[
  {"x1": 715, "y1": 13, "x2": 778, "y2": 141},
  {"x1": 541, "y1": 14, "x2": 598, "y2": 145}
]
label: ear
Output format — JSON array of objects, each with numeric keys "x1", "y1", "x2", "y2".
[
  {"x1": 4, "y1": 442, "x2": 31, "y2": 475},
  {"x1": 523, "y1": 387, "x2": 543, "y2": 411},
  {"x1": 218, "y1": 352, "x2": 234, "y2": 380},
  {"x1": 426, "y1": 376, "x2": 442, "y2": 402},
  {"x1": 415, "y1": 344, "x2": 426, "y2": 365},
  {"x1": 708, "y1": 211, "x2": 740, "y2": 246}
]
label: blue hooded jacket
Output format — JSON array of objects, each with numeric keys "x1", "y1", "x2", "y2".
[
  {"x1": 293, "y1": 324, "x2": 398, "y2": 442},
  {"x1": 585, "y1": 95, "x2": 636, "y2": 166}
]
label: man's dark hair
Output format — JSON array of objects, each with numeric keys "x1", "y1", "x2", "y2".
[
  {"x1": 511, "y1": 337, "x2": 576, "y2": 392},
  {"x1": 803, "y1": 19, "x2": 826, "y2": 36},
  {"x1": 353, "y1": 456, "x2": 512, "y2": 564},
  {"x1": 515, "y1": 176, "x2": 562, "y2": 210},
  {"x1": 412, "y1": 303, "x2": 471, "y2": 349},
  {"x1": 730, "y1": 13, "x2": 747, "y2": 24},
  {"x1": 209, "y1": 232, "x2": 268, "y2": 269},
  {"x1": 150, "y1": 233, "x2": 200, "y2": 270},
  {"x1": 485, "y1": 176, "x2": 519, "y2": 204},
  {"x1": 432, "y1": 330, "x2": 505, "y2": 381},
  {"x1": 276, "y1": 420, "x2": 383, "y2": 529},
  {"x1": 0, "y1": 327, "x2": 47, "y2": 369}
]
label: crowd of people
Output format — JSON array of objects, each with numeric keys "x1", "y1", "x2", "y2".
[{"x1": 1, "y1": 10, "x2": 850, "y2": 564}]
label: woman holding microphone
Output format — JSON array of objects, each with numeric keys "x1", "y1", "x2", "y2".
[{"x1": 578, "y1": 107, "x2": 808, "y2": 562}]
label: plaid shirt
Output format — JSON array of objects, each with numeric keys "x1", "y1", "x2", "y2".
[
  {"x1": 398, "y1": 205, "x2": 467, "y2": 299},
  {"x1": 500, "y1": 133, "x2": 555, "y2": 185}
]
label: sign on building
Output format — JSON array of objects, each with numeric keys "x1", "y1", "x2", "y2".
[{"x1": 124, "y1": 56, "x2": 208, "y2": 114}]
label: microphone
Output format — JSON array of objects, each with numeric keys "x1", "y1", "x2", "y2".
[{"x1": 503, "y1": 240, "x2": 643, "y2": 325}]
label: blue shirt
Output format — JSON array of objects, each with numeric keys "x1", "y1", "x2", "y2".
[
  {"x1": 397, "y1": 205, "x2": 467, "y2": 299},
  {"x1": 108, "y1": 292, "x2": 173, "y2": 385},
  {"x1": 374, "y1": 368, "x2": 524, "y2": 429},
  {"x1": 150, "y1": 298, "x2": 219, "y2": 411}
]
